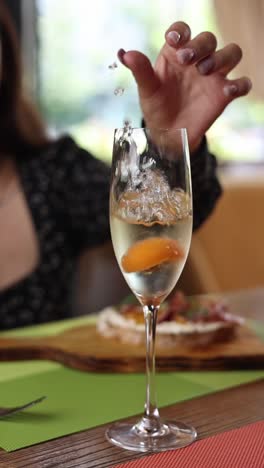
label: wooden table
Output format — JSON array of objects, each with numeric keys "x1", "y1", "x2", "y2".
[
  {"x1": 0, "y1": 288, "x2": 263, "y2": 467},
  {"x1": 0, "y1": 379, "x2": 263, "y2": 468}
]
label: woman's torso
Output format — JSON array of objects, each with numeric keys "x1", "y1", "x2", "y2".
[{"x1": 0, "y1": 136, "x2": 111, "y2": 329}]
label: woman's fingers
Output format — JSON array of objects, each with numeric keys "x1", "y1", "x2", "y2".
[
  {"x1": 118, "y1": 49, "x2": 160, "y2": 99},
  {"x1": 175, "y1": 32, "x2": 217, "y2": 65},
  {"x1": 165, "y1": 24, "x2": 217, "y2": 65},
  {"x1": 165, "y1": 21, "x2": 191, "y2": 47},
  {"x1": 197, "y1": 43, "x2": 243, "y2": 76},
  {"x1": 223, "y1": 77, "x2": 252, "y2": 100},
  {"x1": 119, "y1": 20, "x2": 252, "y2": 101}
]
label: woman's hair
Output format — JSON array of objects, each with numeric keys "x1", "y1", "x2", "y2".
[{"x1": 0, "y1": 2, "x2": 49, "y2": 156}]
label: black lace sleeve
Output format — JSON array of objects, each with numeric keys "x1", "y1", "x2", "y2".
[
  {"x1": 191, "y1": 137, "x2": 222, "y2": 231},
  {"x1": 51, "y1": 137, "x2": 111, "y2": 255}
]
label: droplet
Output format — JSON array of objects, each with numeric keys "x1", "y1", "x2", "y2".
[
  {"x1": 124, "y1": 118, "x2": 132, "y2": 129},
  {"x1": 114, "y1": 87, "x2": 125, "y2": 96},
  {"x1": 123, "y1": 118, "x2": 132, "y2": 136},
  {"x1": 108, "y1": 62, "x2": 118, "y2": 70}
]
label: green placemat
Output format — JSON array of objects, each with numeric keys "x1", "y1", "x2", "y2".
[
  {"x1": 0, "y1": 368, "x2": 206, "y2": 452},
  {"x1": 1, "y1": 367, "x2": 264, "y2": 452},
  {"x1": 0, "y1": 360, "x2": 60, "y2": 383}
]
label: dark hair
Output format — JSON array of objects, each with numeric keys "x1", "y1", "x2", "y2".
[{"x1": 0, "y1": 2, "x2": 49, "y2": 156}]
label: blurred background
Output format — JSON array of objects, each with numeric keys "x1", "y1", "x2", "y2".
[
  {"x1": 7, "y1": 0, "x2": 264, "y2": 165},
  {"x1": 5, "y1": 0, "x2": 264, "y2": 305}
]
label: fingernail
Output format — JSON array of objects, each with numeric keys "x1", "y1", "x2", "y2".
[
  {"x1": 118, "y1": 48, "x2": 126, "y2": 64},
  {"x1": 167, "y1": 30, "x2": 181, "y2": 46},
  {"x1": 223, "y1": 84, "x2": 238, "y2": 97},
  {"x1": 197, "y1": 57, "x2": 214, "y2": 75},
  {"x1": 176, "y1": 48, "x2": 195, "y2": 65}
]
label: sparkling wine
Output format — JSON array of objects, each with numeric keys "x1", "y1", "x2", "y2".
[{"x1": 110, "y1": 213, "x2": 192, "y2": 305}]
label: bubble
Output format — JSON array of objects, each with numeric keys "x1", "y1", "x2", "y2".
[{"x1": 114, "y1": 87, "x2": 125, "y2": 96}]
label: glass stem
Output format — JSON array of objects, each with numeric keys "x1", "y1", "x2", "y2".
[{"x1": 141, "y1": 304, "x2": 161, "y2": 433}]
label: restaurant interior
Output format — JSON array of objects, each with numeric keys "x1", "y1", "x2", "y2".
[
  {"x1": 6, "y1": 0, "x2": 264, "y2": 310},
  {"x1": 0, "y1": 1, "x2": 263, "y2": 466}
]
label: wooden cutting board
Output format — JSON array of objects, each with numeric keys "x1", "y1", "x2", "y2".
[{"x1": 0, "y1": 324, "x2": 263, "y2": 372}]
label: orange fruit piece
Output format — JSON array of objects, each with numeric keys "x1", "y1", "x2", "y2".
[{"x1": 121, "y1": 237, "x2": 184, "y2": 273}]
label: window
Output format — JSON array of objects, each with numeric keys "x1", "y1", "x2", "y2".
[{"x1": 23, "y1": 0, "x2": 264, "y2": 163}]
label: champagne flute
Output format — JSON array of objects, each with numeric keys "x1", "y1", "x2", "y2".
[{"x1": 107, "y1": 127, "x2": 197, "y2": 452}]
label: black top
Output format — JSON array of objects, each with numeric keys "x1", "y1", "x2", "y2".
[{"x1": 0, "y1": 136, "x2": 221, "y2": 329}]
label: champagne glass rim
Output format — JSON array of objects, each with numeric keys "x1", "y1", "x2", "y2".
[{"x1": 114, "y1": 126, "x2": 187, "y2": 132}]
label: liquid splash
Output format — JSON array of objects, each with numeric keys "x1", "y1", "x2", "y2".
[{"x1": 116, "y1": 170, "x2": 192, "y2": 225}]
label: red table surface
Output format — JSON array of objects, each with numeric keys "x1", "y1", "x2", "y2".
[{"x1": 114, "y1": 420, "x2": 264, "y2": 468}]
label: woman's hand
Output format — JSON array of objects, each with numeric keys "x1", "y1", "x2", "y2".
[{"x1": 118, "y1": 21, "x2": 251, "y2": 153}]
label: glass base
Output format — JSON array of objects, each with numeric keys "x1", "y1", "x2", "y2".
[{"x1": 106, "y1": 419, "x2": 197, "y2": 452}]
